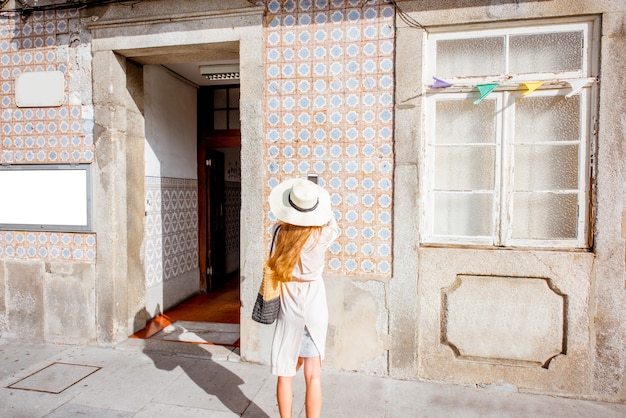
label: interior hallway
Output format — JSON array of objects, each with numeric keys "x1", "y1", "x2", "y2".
[{"x1": 132, "y1": 273, "x2": 240, "y2": 347}]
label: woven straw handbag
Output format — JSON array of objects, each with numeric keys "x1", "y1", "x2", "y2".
[{"x1": 252, "y1": 227, "x2": 281, "y2": 324}]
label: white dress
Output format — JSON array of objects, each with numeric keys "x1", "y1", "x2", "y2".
[{"x1": 270, "y1": 218, "x2": 339, "y2": 377}]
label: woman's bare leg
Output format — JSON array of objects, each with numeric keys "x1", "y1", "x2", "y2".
[
  {"x1": 277, "y1": 376, "x2": 293, "y2": 418},
  {"x1": 303, "y1": 356, "x2": 322, "y2": 418}
]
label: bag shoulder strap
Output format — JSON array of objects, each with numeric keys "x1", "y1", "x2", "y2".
[{"x1": 270, "y1": 225, "x2": 280, "y2": 256}]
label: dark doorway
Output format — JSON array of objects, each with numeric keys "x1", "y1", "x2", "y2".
[
  {"x1": 206, "y1": 149, "x2": 226, "y2": 290},
  {"x1": 198, "y1": 85, "x2": 241, "y2": 292}
]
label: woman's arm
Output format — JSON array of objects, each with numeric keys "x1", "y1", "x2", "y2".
[{"x1": 320, "y1": 216, "x2": 339, "y2": 246}]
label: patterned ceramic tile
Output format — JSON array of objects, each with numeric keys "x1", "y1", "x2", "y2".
[
  {"x1": 225, "y1": 181, "x2": 241, "y2": 256},
  {"x1": 262, "y1": 0, "x2": 395, "y2": 277},
  {"x1": 0, "y1": 230, "x2": 96, "y2": 263},
  {"x1": 0, "y1": 10, "x2": 95, "y2": 262},
  {"x1": 144, "y1": 177, "x2": 199, "y2": 287},
  {"x1": 1, "y1": 2, "x2": 398, "y2": 279},
  {"x1": 0, "y1": 10, "x2": 93, "y2": 165}
]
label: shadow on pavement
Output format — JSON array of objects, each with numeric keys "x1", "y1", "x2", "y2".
[{"x1": 137, "y1": 310, "x2": 270, "y2": 417}]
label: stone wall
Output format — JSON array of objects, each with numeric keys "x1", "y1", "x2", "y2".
[
  {"x1": 143, "y1": 64, "x2": 199, "y2": 318},
  {"x1": 0, "y1": 259, "x2": 96, "y2": 344},
  {"x1": 0, "y1": 6, "x2": 97, "y2": 342},
  {"x1": 144, "y1": 176, "x2": 199, "y2": 318},
  {"x1": 394, "y1": 0, "x2": 626, "y2": 402}
]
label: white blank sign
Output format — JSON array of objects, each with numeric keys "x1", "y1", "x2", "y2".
[
  {"x1": 15, "y1": 71, "x2": 65, "y2": 107},
  {"x1": 0, "y1": 166, "x2": 91, "y2": 231}
]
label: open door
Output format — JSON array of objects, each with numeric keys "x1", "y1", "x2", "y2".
[{"x1": 198, "y1": 85, "x2": 241, "y2": 292}]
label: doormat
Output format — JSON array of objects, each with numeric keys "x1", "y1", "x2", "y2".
[
  {"x1": 151, "y1": 321, "x2": 240, "y2": 346},
  {"x1": 8, "y1": 362, "x2": 101, "y2": 394}
]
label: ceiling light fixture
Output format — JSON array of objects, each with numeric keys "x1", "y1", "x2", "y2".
[{"x1": 199, "y1": 64, "x2": 240, "y2": 81}]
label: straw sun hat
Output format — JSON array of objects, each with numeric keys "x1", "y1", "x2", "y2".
[{"x1": 269, "y1": 178, "x2": 333, "y2": 226}]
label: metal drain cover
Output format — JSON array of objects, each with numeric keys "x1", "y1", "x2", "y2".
[{"x1": 8, "y1": 362, "x2": 100, "y2": 394}]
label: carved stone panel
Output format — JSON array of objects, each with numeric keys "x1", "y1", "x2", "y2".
[{"x1": 442, "y1": 275, "x2": 565, "y2": 367}]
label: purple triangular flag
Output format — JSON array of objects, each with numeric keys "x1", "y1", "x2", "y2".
[{"x1": 430, "y1": 76, "x2": 453, "y2": 88}]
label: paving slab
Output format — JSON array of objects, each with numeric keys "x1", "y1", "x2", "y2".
[
  {"x1": 0, "y1": 338, "x2": 625, "y2": 418},
  {"x1": 153, "y1": 358, "x2": 271, "y2": 415},
  {"x1": 45, "y1": 404, "x2": 134, "y2": 418},
  {"x1": 0, "y1": 339, "x2": 67, "y2": 383},
  {"x1": 67, "y1": 350, "x2": 188, "y2": 414},
  {"x1": 322, "y1": 371, "x2": 387, "y2": 417},
  {"x1": 383, "y1": 377, "x2": 626, "y2": 418},
  {"x1": 136, "y1": 402, "x2": 239, "y2": 417}
]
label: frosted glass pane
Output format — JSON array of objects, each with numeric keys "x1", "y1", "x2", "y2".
[
  {"x1": 214, "y1": 110, "x2": 227, "y2": 130},
  {"x1": 434, "y1": 192, "x2": 493, "y2": 236},
  {"x1": 512, "y1": 193, "x2": 577, "y2": 239},
  {"x1": 436, "y1": 100, "x2": 496, "y2": 144},
  {"x1": 229, "y1": 87, "x2": 240, "y2": 108},
  {"x1": 515, "y1": 95, "x2": 580, "y2": 143},
  {"x1": 514, "y1": 144, "x2": 578, "y2": 191},
  {"x1": 510, "y1": 31, "x2": 583, "y2": 74},
  {"x1": 229, "y1": 109, "x2": 241, "y2": 129},
  {"x1": 435, "y1": 146, "x2": 495, "y2": 190},
  {"x1": 213, "y1": 89, "x2": 227, "y2": 108},
  {"x1": 436, "y1": 37, "x2": 504, "y2": 78}
]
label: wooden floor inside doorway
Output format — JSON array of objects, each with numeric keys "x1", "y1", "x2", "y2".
[{"x1": 131, "y1": 274, "x2": 240, "y2": 346}]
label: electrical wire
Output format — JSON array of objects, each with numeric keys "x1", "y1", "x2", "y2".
[
  {"x1": 386, "y1": 0, "x2": 428, "y2": 32},
  {"x1": 1, "y1": 0, "x2": 143, "y2": 14}
]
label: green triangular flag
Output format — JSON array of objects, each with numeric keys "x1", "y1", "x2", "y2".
[{"x1": 474, "y1": 83, "x2": 499, "y2": 104}]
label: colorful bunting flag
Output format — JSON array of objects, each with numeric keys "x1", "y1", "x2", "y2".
[
  {"x1": 474, "y1": 83, "x2": 499, "y2": 104},
  {"x1": 430, "y1": 76, "x2": 453, "y2": 88},
  {"x1": 565, "y1": 78, "x2": 593, "y2": 97},
  {"x1": 521, "y1": 81, "x2": 544, "y2": 96}
]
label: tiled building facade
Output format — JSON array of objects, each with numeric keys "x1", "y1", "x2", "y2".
[
  {"x1": 262, "y1": 0, "x2": 395, "y2": 277},
  {"x1": 0, "y1": 0, "x2": 624, "y2": 403},
  {"x1": 0, "y1": 8, "x2": 95, "y2": 263}
]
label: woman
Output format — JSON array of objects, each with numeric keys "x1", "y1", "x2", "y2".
[{"x1": 268, "y1": 178, "x2": 339, "y2": 418}]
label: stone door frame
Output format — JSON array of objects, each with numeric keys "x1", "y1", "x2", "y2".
[{"x1": 88, "y1": 6, "x2": 265, "y2": 345}]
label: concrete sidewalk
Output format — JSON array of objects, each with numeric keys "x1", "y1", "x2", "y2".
[{"x1": 0, "y1": 338, "x2": 624, "y2": 418}]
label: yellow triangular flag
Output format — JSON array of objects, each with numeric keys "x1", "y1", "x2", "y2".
[
  {"x1": 474, "y1": 83, "x2": 499, "y2": 104},
  {"x1": 522, "y1": 81, "x2": 544, "y2": 96}
]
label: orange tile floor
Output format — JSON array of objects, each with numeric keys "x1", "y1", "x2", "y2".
[{"x1": 132, "y1": 276, "x2": 240, "y2": 347}]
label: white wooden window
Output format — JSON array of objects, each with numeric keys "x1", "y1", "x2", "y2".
[{"x1": 422, "y1": 19, "x2": 598, "y2": 248}]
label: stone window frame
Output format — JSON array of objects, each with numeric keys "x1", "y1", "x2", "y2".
[{"x1": 420, "y1": 17, "x2": 600, "y2": 249}]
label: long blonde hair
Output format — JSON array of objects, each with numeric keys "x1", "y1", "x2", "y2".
[{"x1": 268, "y1": 222, "x2": 322, "y2": 282}]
